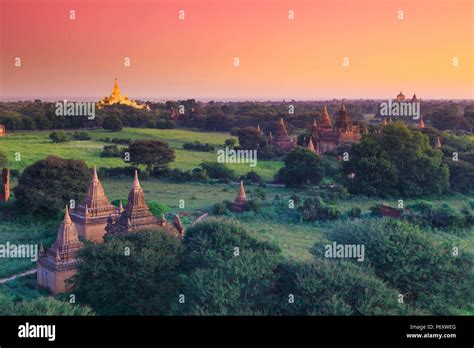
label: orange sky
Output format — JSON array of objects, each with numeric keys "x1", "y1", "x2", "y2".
[{"x1": 0, "y1": 0, "x2": 473, "y2": 100}]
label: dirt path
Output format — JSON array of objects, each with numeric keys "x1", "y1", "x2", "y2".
[{"x1": 0, "y1": 269, "x2": 36, "y2": 284}]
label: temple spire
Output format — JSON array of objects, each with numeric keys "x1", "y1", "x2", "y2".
[
  {"x1": 341, "y1": 100, "x2": 346, "y2": 111},
  {"x1": 133, "y1": 170, "x2": 141, "y2": 188},
  {"x1": 92, "y1": 166, "x2": 98, "y2": 182},
  {"x1": 434, "y1": 136, "x2": 442, "y2": 149},
  {"x1": 237, "y1": 180, "x2": 246, "y2": 201},
  {"x1": 418, "y1": 116, "x2": 425, "y2": 129},
  {"x1": 320, "y1": 105, "x2": 333, "y2": 128},
  {"x1": 307, "y1": 137, "x2": 316, "y2": 153},
  {"x1": 64, "y1": 205, "x2": 71, "y2": 224}
]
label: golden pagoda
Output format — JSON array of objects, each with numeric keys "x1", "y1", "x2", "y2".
[{"x1": 97, "y1": 78, "x2": 149, "y2": 110}]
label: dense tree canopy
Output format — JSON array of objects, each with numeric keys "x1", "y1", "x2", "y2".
[
  {"x1": 277, "y1": 147, "x2": 324, "y2": 187},
  {"x1": 14, "y1": 156, "x2": 90, "y2": 215},
  {"x1": 343, "y1": 122, "x2": 449, "y2": 196},
  {"x1": 128, "y1": 140, "x2": 175, "y2": 174},
  {"x1": 75, "y1": 231, "x2": 183, "y2": 315},
  {"x1": 312, "y1": 219, "x2": 474, "y2": 314}
]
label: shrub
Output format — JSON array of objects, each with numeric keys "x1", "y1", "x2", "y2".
[
  {"x1": 245, "y1": 199, "x2": 261, "y2": 213},
  {"x1": 49, "y1": 131, "x2": 69, "y2": 143},
  {"x1": 224, "y1": 138, "x2": 236, "y2": 147},
  {"x1": 98, "y1": 166, "x2": 136, "y2": 179},
  {"x1": 100, "y1": 145, "x2": 123, "y2": 158},
  {"x1": 182, "y1": 141, "x2": 215, "y2": 152},
  {"x1": 243, "y1": 170, "x2": 262, "y2": 184},
  {"x1": 156, "y1": 119, "x2": 176, "y2": 129},
  {"x1": 347, "y1": 207, "x2": 362, "y2": 218},
  {"x1": 199, "y1": 162, "x2": 236, "y2": 181},
  {"x1": 299, "y1": 197, "x2": 341, "y2": 222},
  {"x1": 147, "y1": 201, "x2": 170, "y2": 217},
  {"x1": 72, "y1": 131, "x2": 91, "y2": 140},
  {"x1": 212, "y1": 203, "x2": 228, "y2": 215}
]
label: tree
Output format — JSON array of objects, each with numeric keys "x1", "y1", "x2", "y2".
[
  {"x1": 342, "y1": 137, "x2": 398, "y2": 196},
  {"x1": 273, "y1": 260, "x2": 411, "y2": 315},
  {"x1": 103, "y1": 115, "x2": 123, "y2": 132},
  {"x1": 342, "y1": 122, "x2": 449, "y2": 197},
  {"x1": 313, "y1": 219, "x2": 474, "y2": 314},
  {"x1": 176, "y1": 218, "x2": 282, "y2": 315},
  {"x1": 379, "y1": 123, "x2": 449, "y2": 196},
  {"x1": 238, "y1": 127, "x2": 265, "y2": 150},
  {"x1": 75, "y1": 231, "x2": 183, "y2": 315},
  {"x1": 277, "y1": 147, "x2": 324, "y2": 187},
  {"x1": 128, "y1": 140, "x2": 175, "y2": 174},
  {"x1": 14, "y1": 156, "x2": 90, "y2": 215}
]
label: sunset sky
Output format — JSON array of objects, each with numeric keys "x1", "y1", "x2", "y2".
[{"x1": 0, "y1": 0, "x2": 473, "y2": 101}]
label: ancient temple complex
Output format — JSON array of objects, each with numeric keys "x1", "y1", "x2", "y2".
[
  {"x1": 310, "y1": 102, "x2": 361, "y2": 154},
  {"x1": 37, "y1": 207, "x2": 84, "y2": 294},
  {"x1": 0, "y1": 168, "x2": 9, "y2": 202},
  {"x1": 70, "y1": 167, "x2": 120, "y2": 243},
  {"x1": 97, "y1": 78, "x2": 149, "y2": 110},
  {"x1": 105, "y1": 171, "x2": 184, "y2": 238},
  {"x1": 269, "y1": 118, "x2": 296, "y2": 150},
  {"x1": 231, "y1": 180, "x2": 247, "y2": 212}
]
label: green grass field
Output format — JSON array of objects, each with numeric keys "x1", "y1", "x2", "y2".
[{"x1": 0, "y1": 128, "x2": 282, "y2": 180}]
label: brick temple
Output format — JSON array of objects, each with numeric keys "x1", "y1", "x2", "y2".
[
  {"x1": 231, "y1": 180, "x2": 247, "y2": 212},
  {"x1": 105, "y1": 170, "x2": 184, "y2": 238},
  {"x1": 311, "y1": 102, "x2": 361, "y2": 154},
  {"x1": 37, "y1": 207, "x2": 84, "y2": 294},
  {"x1": 0, "y1": 168, "x2": 10, "y2": 202},
  {"x1": 70, "y1": 167, "x2": 120, "y2": 243},
  {"x1": 269, "y1": 118, "x2": 296, "y2": 150}
]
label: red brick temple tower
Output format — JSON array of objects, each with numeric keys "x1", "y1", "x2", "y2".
[
  {"x1": 105, "y1": 170, "x2": 184, "y2": 238},
  {"x1": 231, "y1": 180, "x2": 248, "y2": 212},
  {"x1": 269, "y1": 118, "x2": 295, "y2": 150},
  {"x1": 37, "y1": 207, "x2": 84, "y2": 294},
  {"x1": 311, "y1": 102, "x2": 360, "y2": 154},
  {"x1": 0, "y1": 168, "x2": 10, "y2": 202},
  {"x1": 70, "y1": 167, "x2": 120, "y2": 243}
]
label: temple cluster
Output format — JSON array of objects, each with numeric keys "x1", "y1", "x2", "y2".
[{"x1": 36, "y1": 168, "x2": 184, "y2": 294}]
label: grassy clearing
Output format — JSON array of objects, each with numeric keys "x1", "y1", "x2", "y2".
[{"x1": 0, "y1": 128, "x2": 282, "y2": 180}]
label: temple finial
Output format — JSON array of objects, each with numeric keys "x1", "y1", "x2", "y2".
[
  {"x1": 64, "y1": 206, "x2": 71, "y2": 224},
  {"x1": 133, "y1": 170, "x2": 140, "y2": 188},
  {"x1": 92, "y1": 166, "x2": 98, "y2": 181},
  {"x1": 238, "y1": 180, "x2": 246, "y2": 200}
]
